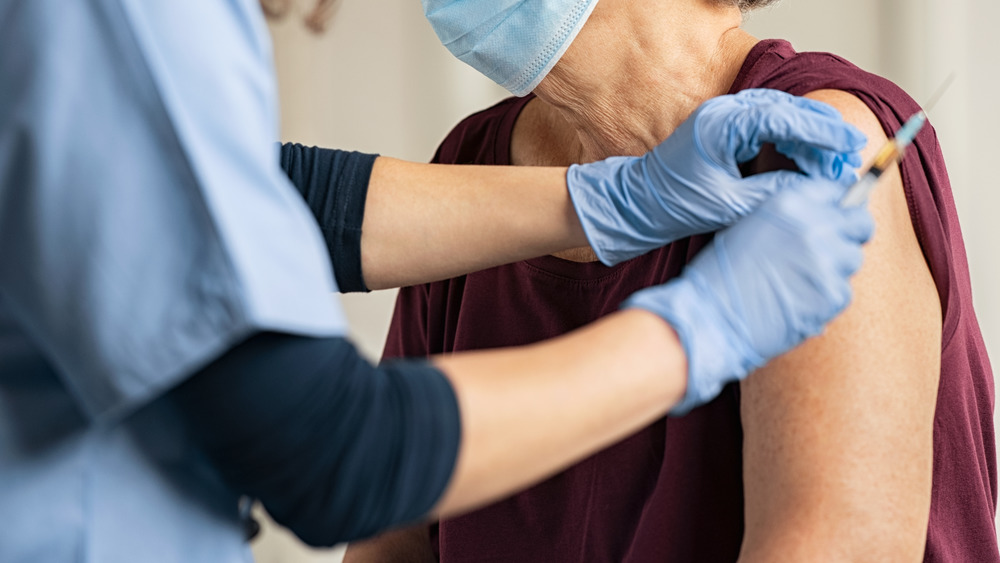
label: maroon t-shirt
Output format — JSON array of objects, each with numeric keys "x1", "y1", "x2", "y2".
[{"x1": 384, "y1": 40, "x2": 998, "y2": 562}]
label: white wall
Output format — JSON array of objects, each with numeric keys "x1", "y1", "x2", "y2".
[{"x1": 256, "y1": 1, "x2": 999, "y2": 560}]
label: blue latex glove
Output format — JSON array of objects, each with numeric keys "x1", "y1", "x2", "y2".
[
  {"x1": 623, "y1": 177, "x2": 874, "y2": 415},
  {"x1": 567, "y1": 89, "x2": 867, "y2": 265}
]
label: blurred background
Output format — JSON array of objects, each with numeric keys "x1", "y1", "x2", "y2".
[{"x1": 256, "y1": 1, "x2": 999, "y2": 561}]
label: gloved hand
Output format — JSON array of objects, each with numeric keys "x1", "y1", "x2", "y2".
[
  {"x1": 623, "y1": 177, "x2": 874, "y2": 415},
  {"x1": 567, "y1": 89, "x2": 867, "y2": 265}
]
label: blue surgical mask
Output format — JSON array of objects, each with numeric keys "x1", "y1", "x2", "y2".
[{"x1": 423, "y1": 0, "x2": 599, "y2": 96}]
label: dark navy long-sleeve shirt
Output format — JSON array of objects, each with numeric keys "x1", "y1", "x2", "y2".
[
  {"x1": 279, "y1": 143, "x2": 378, "y2": 293},
  {"x1": 160, "y1": 144, "x2": 462, "y2": 546}
]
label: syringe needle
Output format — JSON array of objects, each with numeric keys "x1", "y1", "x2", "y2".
[
  {"x1": 923, "y1": 72, "x2": 956, "y2": 114},
  {"x1": 840, "y1": 73, "x2": 955, "y2": 208}
]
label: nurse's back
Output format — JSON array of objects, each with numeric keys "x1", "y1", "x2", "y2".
[{"x1": 0, "y1": 1, "x2": 342, "y2": 560}]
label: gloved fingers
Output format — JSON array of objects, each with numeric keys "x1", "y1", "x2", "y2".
[
  {"x1": 735, "y1": 169, "x2": 852, "y2": 224},
  {"x1": 835, "y1": 283, "x2": 855, "y2": 315},
  {"x1": 802, "y1": 205, "x2": 868, "y2": 302},
  {"x1": 838, "y1": 204, "x2": 876, "y2": 243},
  {"x1": 841, "y1": 243, "x2": 867, "y2": 278},
  {"x1": 824, "y1": 231, "x2": 867, "y2": 277},
  {"x1": 775, "y1": 141, "x2": 862, "y2": 185},
  {"x1": 795, "y1": 257, "x2": 853, "y2": 331},
  {"x1": 789, "y1": 180, "x2": 873, "y2": 246},
  {"x1": 822, "y1": 276, "x2": 855, "y2": 321},
  {"x1": 758, "y1": 173, "x2": 849, "y2": 216},
  {"x1": 826, "y1": 255, "x2": 857, "y2": 311},
  {"x1": 732, "y1": 103, "x2": 868, "y2": 163},
  {"x1": 720, "y1": 170, "x2": 803, "y2": 214}
]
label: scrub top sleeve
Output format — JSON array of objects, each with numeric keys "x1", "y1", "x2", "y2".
[
  {"x1": 280, "y1": 144, "x2": 378, "y2": 293},
  {"x1": 0, "y1": 0, "x2": 347, "y2": 422}
]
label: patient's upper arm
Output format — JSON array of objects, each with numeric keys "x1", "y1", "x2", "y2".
[{"x1": 738, "y1": 90, "x2": 942, "y2": 562}]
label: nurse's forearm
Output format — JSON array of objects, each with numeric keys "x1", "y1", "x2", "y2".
[
  {"x1": 430, "y1": 308, "x2": 684, "y2": 516},
  {"x1": 166, "y1": 309, "x2": 684, "y2": 546},
  {"x1": 168, "y1": 333, "x2": 462, "y2": 546},
  {"x1": 361, "y1": 157, "x2": 588, "y2": 289},
  {"x1": 278, "y1": 146, "x2": 587, "y2": 291}
]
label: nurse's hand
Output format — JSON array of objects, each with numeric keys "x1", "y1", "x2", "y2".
[
  {"x1": 567, "y1": 89, "x2": 867, "y2": 265},
  {"x1": 622, "y1": 177, "x2": 874, "y2": 415}
]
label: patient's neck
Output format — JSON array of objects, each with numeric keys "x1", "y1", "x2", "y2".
[{"x1": 533, "y1": 2, "x2": 757, "y2": 162}]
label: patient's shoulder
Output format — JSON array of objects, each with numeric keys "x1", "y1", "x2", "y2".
[{"x1": 737, "y1": 85, "x2": 944, "y2": 562}]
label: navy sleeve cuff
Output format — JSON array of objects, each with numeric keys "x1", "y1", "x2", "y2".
[{"x1": 279, "y1": 143, "x2": 378, "y2": 293}]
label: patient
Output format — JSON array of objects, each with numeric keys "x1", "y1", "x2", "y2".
[{"x1": 346, "y1": 0, "x2": 996, "y2": 561}]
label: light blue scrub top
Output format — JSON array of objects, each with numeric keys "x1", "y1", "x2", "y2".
[{"x1": 0, "y1": 1, "x2": 349, "y2": 560}]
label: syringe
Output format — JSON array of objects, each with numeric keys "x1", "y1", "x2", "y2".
[
  {"x1": 840, "y1": 74, "x2": 954, "y2": 208},
  {"x1": 839, "y1": 111, "x2": 927, "y2": 207}
]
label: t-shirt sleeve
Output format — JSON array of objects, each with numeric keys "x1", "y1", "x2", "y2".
[{"x1": 0, "y1": 0, "x2": 347, "y2": 421}]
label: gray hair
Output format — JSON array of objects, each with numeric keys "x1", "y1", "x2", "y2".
[{"x1": 735, "y1": 0, "x2": 781, "y2": 11}]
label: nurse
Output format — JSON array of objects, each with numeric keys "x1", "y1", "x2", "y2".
[{"x1": 0, "y1": 1, "x2": 871, "y2": 561}]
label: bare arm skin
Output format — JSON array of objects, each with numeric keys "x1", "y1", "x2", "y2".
[
  {"x1": 360, "y1": 158, "x2": 588, "y2": 290},
  {"x1": 738, "y1": 90, "x2": 941, "y2": 562}
]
